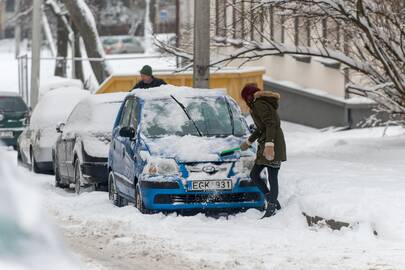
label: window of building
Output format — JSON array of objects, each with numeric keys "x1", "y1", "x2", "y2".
[{"x1": 6, "y1": 0, "x2": 15, "y2": 12}]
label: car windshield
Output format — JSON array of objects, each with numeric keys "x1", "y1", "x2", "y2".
[
  {"x1": 0, "y1": 96, "x2": 27, "y2": 112},
  {"x1": 142, "y1": 96, "x2": 247, "y2": 138}
]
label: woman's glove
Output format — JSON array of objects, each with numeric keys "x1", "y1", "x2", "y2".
[
  {"x1": 240, "y1": 140, "x2": 252, "y2": 151},
  {"x1": 263, "y1": 142, "x2": 275, "y2": 161}
]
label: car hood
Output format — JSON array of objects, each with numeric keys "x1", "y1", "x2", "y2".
[{"x1": 144, "y1": 135, "x2": 250, "y2": 163}]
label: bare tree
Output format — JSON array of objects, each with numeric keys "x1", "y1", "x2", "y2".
[
  {"x1": 63, "y1": 0, "x2": 111, "y2": 83},
  {"x1": 158, "y1": 0, "x2": 405, "y2": 122}
]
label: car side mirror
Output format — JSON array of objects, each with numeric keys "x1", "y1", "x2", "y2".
[
  {"x1": 249, "y1": 124, "x2": 257, "y2": 133},
  {"x1": 56, "y1": 122, "x2": 65, "y2": 133},
  {"x1": 119, "y1": 126, "x2": 136, "y2": 140}
]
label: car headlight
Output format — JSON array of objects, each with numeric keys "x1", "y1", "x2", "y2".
[
  {"x1": 145, "y1": 158, "x2": 180, "y2": 176},
  {"x1": 0, "y1": 113, "x2": 4, "y2": 121},
  {"x1": 235, "y1": 157, "x2": 255, "y2": 176}
]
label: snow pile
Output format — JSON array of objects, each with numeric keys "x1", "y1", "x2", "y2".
[
  {"x1": 0, "y1": 148, "x2": 80, "y2": 270},
  {"x1": 63, "y1": 93, "x2": 127, "y2": 157},
  {"x1": 39, "y1": 76, "x2": 83, "y2": 99}
]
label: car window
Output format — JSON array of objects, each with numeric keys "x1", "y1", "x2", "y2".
[
  {"x1": 120, "y1": 99, "x2": 134, "y2": 127},
  {"x1": 0, "y1": 96, "x2": 27, "y2": 112},
  {"x1": 130, "y1": 99, "x2": 139, "y2": 129}
]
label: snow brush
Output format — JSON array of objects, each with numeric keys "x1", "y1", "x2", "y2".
[{"x1": 220, "y1": 147, "x2": 241, "y2": 157}]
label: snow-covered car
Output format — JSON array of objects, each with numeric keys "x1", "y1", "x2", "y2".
[
  {"x1": 0, "y1": 92, "x2": 29, "y2": 149},
  {"x1": 108, "y1": 85, "x2": 264, "y2": 213},
  {"x1": 53, "y1": 93, "x2": 127, "y2": 193},
  {"x1": 18, "y1": 87, "x2": 89, "y2": 173},
  {"x1": 101, "y1": 35, "x2": 145, "y2": 54}
]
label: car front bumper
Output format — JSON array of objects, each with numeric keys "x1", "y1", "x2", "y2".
[
  {"x1": 140, "y1": 180, "x2": 264, "y2": 211},
  {"x1": 81, "y1": 162, "x2": 108, "y2": 184}
]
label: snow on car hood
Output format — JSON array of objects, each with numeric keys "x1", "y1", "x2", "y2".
[{"x1": 144, "y1": 135, "x2": 247, "y2": 162}]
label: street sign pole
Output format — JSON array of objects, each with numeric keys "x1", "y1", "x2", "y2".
[
  {"x1": 193, "y1": 0, "x2": 210, "y2": 88},
  {"x1": 31, "y1": 0, "x2": 42, "y2": 108}
]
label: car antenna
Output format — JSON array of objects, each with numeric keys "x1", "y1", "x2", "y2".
[{"x1": 170, "y1": 95, "x2": 202, "y2": 137}]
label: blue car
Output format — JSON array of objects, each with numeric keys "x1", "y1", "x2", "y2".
[{"x1": 108, "y1": 86, "x2": 264, "y2": 213}]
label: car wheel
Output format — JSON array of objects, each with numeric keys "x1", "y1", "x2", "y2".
[
  {"x1": 108, "y1": 171, "x2": 127, "y2": 207},
  {"x1": 135, "y1": 183, "x2": 150, "y2": 214},
  {"x1": 30, "y1": 151, "x2": 39, "y2": 173}
]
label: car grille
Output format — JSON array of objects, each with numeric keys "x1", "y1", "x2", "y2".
[{"x1": 154, "y1": 192, "x2": 261, "y2": 204}]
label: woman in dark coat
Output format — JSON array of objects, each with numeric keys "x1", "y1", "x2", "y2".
[{"x1": 240, "y1": 84, "x2": 287, "y2": 218}]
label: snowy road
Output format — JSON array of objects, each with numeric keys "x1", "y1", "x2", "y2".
[{"x1": 3, "y1": 123, "x2": 405, "y2": 270}]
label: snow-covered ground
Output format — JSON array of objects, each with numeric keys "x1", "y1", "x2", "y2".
[{"x1": 2, "y1": 122, "x2": 405, "y2": 270}]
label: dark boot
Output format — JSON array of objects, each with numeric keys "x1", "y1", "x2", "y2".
[
  {"x1": 261, "y1": 194, "x2": 278, "y2": 219},
  {"x1": 261, "y1": 202, "x2": 277, "y2": 219}
]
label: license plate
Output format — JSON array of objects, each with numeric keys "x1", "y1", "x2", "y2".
[
  {"x1": 188, "y1": 180, "x2": 232, "y2": 191},
  {"x1": 0, "y1": 131, "x2": 13, "y2": 138}
]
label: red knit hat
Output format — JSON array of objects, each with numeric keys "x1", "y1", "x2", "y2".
[{"x1": 241, "y1": 83, "x2": 260, "y2": 104}]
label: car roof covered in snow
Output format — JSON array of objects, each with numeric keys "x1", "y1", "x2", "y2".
[
  {"x1": 0, "y1": 91, "x2": 21, "y2": 97},
  {"x1": 79, "y1": 92, "x2": 127, "y2": 106},
  {"x1": 130, "y1": 85, "x2": 227, "y2": 100}
]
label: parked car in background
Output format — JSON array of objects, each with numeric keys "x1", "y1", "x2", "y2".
[
  {"x1": 17, "y1": 87, "x2": 89, "y2": 173},
  {"x1": 108, "y1": 86, "x2": 264, "y2": 214},
  {"x1": 0, "y1": 92, "x2": 29, "y2": 149},
  {"x1": 101, "y1": 35, "x2": 145, "y2": 54},
  {"x1": 53, "y1": 93, "x2": 127, "y2": 193}
]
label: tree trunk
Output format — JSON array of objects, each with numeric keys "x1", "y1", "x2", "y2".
[
  {"x1": 54, "y1": 16, "x2": 68, "y2": 77},
  {"x1": 63, "y1": 0, "x2": 111, "y2": 84},
  {"x1": 72, "y1": 24, "x2": 85, "y2": 82}
]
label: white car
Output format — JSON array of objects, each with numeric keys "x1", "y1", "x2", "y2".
[{"x1": 18, "y1": 87, "x2": 89, "y2": 173}]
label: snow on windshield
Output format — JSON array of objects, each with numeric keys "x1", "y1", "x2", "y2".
[
  {"x1": 142, "y1": 96, "x2": 247, "y2": 137},
  {"x1": 65, "y1": 94, "x2": 125, "y2": 135}
]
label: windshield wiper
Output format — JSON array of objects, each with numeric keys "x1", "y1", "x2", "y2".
[
  {"x1": 170, "y1": 95, "x2": 203, "y2": 137},
  {"x1": 225, "y1": 98, "x2": 235, "y2": 136}
]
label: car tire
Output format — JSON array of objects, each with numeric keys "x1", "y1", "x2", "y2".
[
  {"x1": 108, "y1": 171, "x2": 127, "y2": 207},
  {"x1": 135, "y1": 183, "x2": 151, "y2": 214},
  {"x1": 30, "y1": 151, "x2": 40, "y2": 173}
]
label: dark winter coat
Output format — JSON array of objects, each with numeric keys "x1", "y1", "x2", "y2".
[
  {"x1": 133, "y1": 76, "x2": 167, "y2": 89},
  {"x1": 248, "y1": 91, "x2": 287, "y2": 165}
]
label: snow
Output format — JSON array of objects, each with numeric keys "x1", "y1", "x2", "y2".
[
  {"x1": 63, "y1": 93, "x2": 127, "y2": 157},
  {"x1": 30, "y1": 87, "x2": 89, "y2": 130},
  {"x1": 264, "y1": 76, "x2": 376, "y2": 105},
  {"x1": 133, "y1": 84, "x2": 226, "y2": 100},
  {"x1": 0, "y1": 148, "x2": 80, "y2": 270},
  {"x1": 39, "y1": 76, "x2": 83, "y2": 99},
  {"x1": 2, "y1": 121, "x2": 405, "y2": 269},
  {"x1": 30, "y1": 87, "x2": 89, "y2": 149},
  {"x1": 144, "y1": 135, "x2": 251, "y2": 163}
]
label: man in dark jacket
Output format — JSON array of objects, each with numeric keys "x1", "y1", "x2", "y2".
[
  {"x1": 240, "y1": 83, "x2": 287, "y2": 218},
  {"x1": 133, "y1": 65, "x2": 167, "y2": 89}
]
